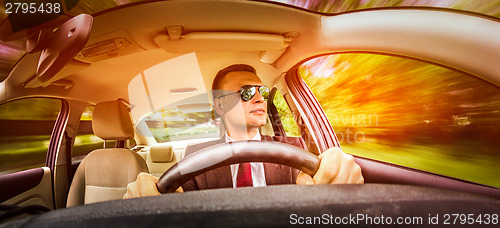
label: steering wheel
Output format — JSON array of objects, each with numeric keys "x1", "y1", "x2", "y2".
[{"x1": 156, "y1": 141, "x2": 320, "y2": 193}]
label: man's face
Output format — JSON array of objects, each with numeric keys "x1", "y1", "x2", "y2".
[{"x1": 215, "y1": 71, "x2": 268, "y2": 132}]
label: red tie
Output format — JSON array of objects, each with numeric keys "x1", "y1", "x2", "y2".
[{"x1": 237, "y1": 163, "x2": 253, "y2": 187}]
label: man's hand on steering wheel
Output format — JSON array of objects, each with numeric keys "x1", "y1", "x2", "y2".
[
  {"x1": 296, "y1": 147, "x2": 364, "y2": 185},
  {"x1": 124, "y1": 173, "x2": 182, "y2": 199}
]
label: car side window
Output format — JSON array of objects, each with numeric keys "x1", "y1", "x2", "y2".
[
  {"x1": 299, "y1": 53, "x2": 500, "y2": 188},
  {"x1": 272, "y1": 89, "x2": 301, "y2": 137},
  {"x1": 73, "y1": 106, "x2": 113, "y2": 161},
  {"x1": 0, "y1": 98, "x2": 61, "y2": 174}
]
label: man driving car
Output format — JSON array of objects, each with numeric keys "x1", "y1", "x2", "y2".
[{"x1": 124, "y1": 64, "x2": 364, "y2": 198}]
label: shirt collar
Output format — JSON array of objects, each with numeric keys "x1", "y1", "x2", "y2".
[{"x1": 224, "y1": 131, "x2": 261, "y2": 142}]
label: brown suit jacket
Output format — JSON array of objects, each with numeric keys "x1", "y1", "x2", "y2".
[{"x1": 181, "y1": 135, "x2": 307, "y2": 191}]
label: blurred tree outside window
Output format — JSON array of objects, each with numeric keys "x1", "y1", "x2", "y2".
[
  {"x1": 299, "y1": 53, "x2": 500, "y2": 188},
  {"x1": 0, "y1": 98, "x2": 61, "y2": 174},
  {"x1": 272, "y1": 89, "x2": 301, "y2": 137}
]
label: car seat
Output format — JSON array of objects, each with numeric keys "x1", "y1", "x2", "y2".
[
  {"x1": 141, "y1": 144, "x2": 184, "y2": 178},
  {"x1": 66, "y1": 100, "x2": 148, "y2": 207}
]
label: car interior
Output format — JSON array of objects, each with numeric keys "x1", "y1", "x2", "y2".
[
  {"x1": 66, "y1": 100, "x2": 148, "y2": 207},
  {"x1": 0, "y1": 0, "x2": 499, "y2": 226}
]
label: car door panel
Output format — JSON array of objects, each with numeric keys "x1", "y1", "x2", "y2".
[{"x1": 0, "y1": 167, "x2": 54, "y2": 210}]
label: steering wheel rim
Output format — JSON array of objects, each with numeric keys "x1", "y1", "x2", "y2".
[{"x1": 156, "y1": 141, "x2": 320, "y2": 193}]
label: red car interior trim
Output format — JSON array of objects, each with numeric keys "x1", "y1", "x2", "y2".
[{"x1": 0, "y1": 168, "x2": 44, "y2": 203}]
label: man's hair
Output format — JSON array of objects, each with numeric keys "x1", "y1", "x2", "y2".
[
  {"x1": 211, "y1": 64, "x2": 257, "y2": 126},
  {"x1": 212, "y1": 64, "x2": 257, "y2": 92}
]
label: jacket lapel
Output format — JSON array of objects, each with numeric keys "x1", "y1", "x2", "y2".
[
  {"x1": 197, "y1": 137, "x2": 232, "y2": 189},
  {"x1": 263, "y1": 163, "x2": 297, "y2": 185}
]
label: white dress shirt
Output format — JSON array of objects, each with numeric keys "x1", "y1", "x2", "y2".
[{"x1": 225, "y1": 133, "x2": 267, "y2": 188}]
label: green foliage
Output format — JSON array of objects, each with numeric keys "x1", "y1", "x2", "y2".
[
  {"x1": 301, "y1": 54, "x2": 500, "y2": 135},
  {"x1": 272, "y1": 90, "x2": 301, "y2": 137},
  {"x1": 343, "y1": 143, "x2": 500, "y2": 187},
  {"x1": 0, "y1": 136, "x2": 50, "y2": 174},
  {"x1": 0, "y1": 98, "x2": 61, "y2": 120},
  {"x1": 80, "y1": 106, "x2": 94, "y2": 121},
  {"x1": 300, "y1": 53, "x2": 500, "y2": 187}
]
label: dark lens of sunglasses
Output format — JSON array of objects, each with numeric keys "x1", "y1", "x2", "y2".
[
  {"x1": 259, "y1": 86, "x2": 269, "y2": 99},
  {"x1": 239, "y1": 85, "x2": 269, "y2": 101},
  {"x1": 240, "y1": 86, "x2": 256, "y2": 101}
]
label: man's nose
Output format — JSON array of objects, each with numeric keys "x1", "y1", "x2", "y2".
[{"x1": 252, "y1": 90, "x2": 265, "y2": 103}]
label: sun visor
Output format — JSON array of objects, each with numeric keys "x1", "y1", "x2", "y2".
[
  {"x1": 36, "y1": 14, "x2": 93, "y2": 83},
  {"x1": 25, "y1": 59, "x2": 89, "y2": 89},
  {"x1": 154, "y1": 32, "x2": 290, "y2": 53}
]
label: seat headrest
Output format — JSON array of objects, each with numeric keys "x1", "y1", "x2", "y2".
[
  {"x1": 92, "y1": 100, "x2": 134, "y2": 140},
  {"x1": 150, "y1": 144, "x2": 173, "y2": 163}
]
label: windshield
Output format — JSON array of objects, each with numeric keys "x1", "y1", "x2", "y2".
[
  {"x1": 142, "y1": 108, "x2": 219, "y2": 143},
  {"x1": 1, "y1": 0, "x2": 499, "y2": 82}
]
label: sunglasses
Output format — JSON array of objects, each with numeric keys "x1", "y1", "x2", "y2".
[{"x1": 218, "y1": 85, "x2": 270, "y2": 101}]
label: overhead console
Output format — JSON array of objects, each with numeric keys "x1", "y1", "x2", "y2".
[
  {"x1": 74, "y1": 28, "x2": 145, "y2": 63},
  {"x1": 154, "y1": 26, "x2": 297, "y2": 64}
]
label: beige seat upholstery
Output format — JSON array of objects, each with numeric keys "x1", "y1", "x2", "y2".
[
  {"x1": 67, "y1": 100, "x2": 148, "y2": 207},
  {"x1": 140, "y1": 144, "x2": 183, "y2": 178}
]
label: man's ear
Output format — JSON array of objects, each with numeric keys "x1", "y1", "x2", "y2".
[{"x1": 214, "y1": 99, "x2": 225, "y2": 116}]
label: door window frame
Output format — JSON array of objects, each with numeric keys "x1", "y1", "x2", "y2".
[
  {"x1": 46, "y1": 99, "x2": 69, "y2": 170},
  {"x1": 285, "y1": 67, "x2": 341, "y2": 153},
  {"x1": 0, "y1": 97, "x2": 67, "y2": 174}
]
